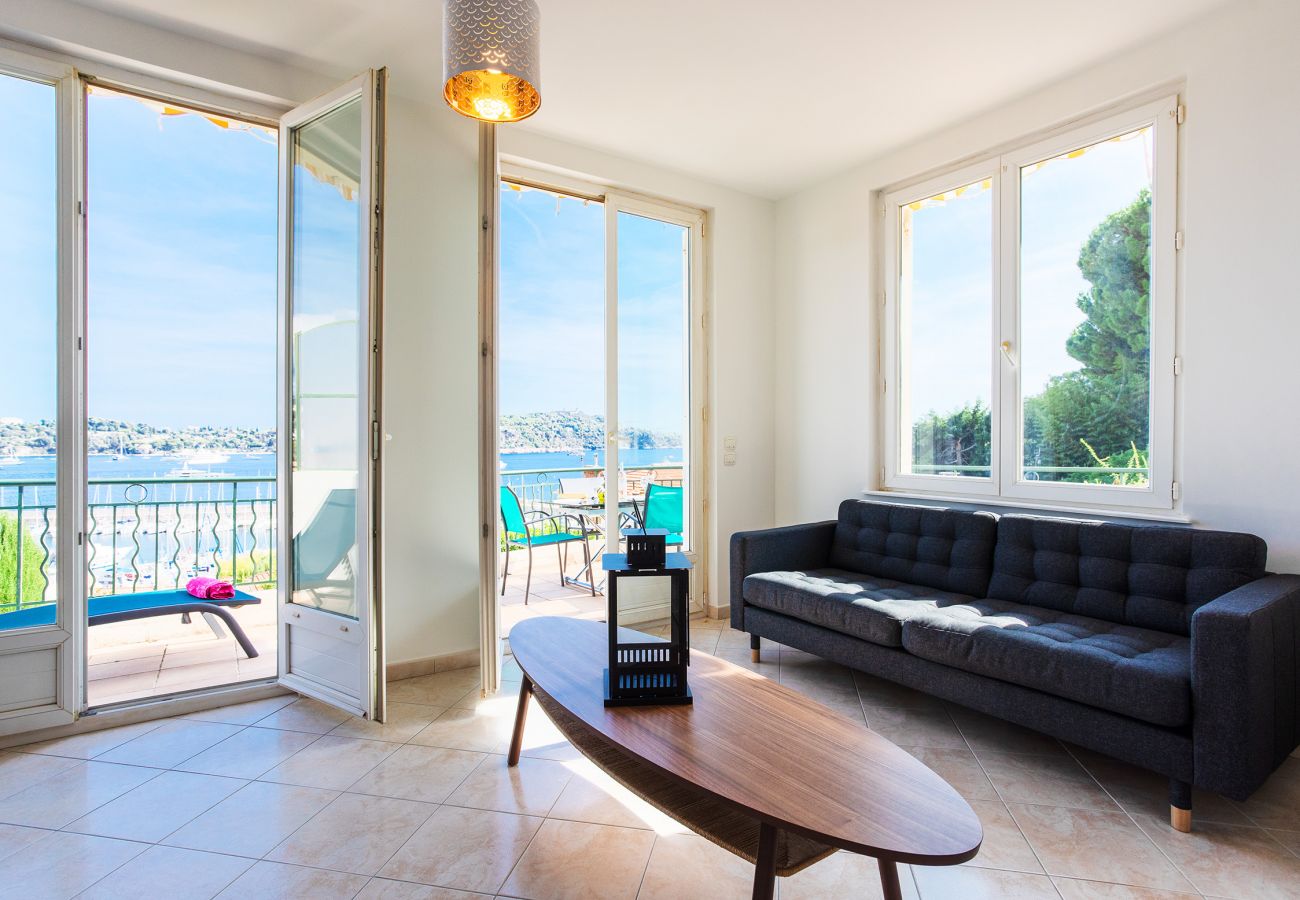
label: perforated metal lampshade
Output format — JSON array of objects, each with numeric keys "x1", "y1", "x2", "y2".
[{"x1": 443, "y1": 0, "x2": 541, "y2": 123}]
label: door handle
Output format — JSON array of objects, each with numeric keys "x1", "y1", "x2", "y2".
[{"x1": 1000, "y1": 340, "x2": 1016, "y2": 366}]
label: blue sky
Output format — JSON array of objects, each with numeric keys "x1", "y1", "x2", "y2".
[
  {"x1": 2, "y1": 80, "x2": 279, "y2": 430},
  {"x1": 907, "y1": 127, "x2": 1153, "y2": 420},
  {"x1": 498, "y1": 185, "x2": 689, "y2": 436}
]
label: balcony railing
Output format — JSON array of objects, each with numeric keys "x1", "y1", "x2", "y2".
[
  {"x1": 500, "y1": 463, "x2": 684, "y2": 514},
  {"x1": 910, "y1": 464, "x2": 1149, "y2": 482},
  {"x1": 0, "y1": 476, "x2": 277, "y2": 614}
]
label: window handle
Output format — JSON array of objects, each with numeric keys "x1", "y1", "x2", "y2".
[{"x1": 1000, "y1": 340, "x2": 1016, "y2": 366}]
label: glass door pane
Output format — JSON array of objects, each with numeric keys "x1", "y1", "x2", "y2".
[
  {"x1": 0, "y1": 72, "x2": 58, "y2": 632},
  {"x1": 615, "y1": 210, "x2": 690, "y2": 549},
  {"x1": 278, "y1": 70, "x2": 383, "y2": 719},
  {"x1": 289, "y1": 96, "x2": 363, "y2": 620},
  {"x1": 1018, "y1": 126, "x2": 1154, "y2": 487}
]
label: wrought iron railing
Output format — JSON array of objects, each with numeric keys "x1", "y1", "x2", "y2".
[
  {"x1": 499, "y1": 463, "x2": 685, "y2": 514},
  {"x1": 0, "y1": 476, "x2": 277, "y2": 615}
]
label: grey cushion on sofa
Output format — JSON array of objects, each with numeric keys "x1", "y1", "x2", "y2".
[
  {"x1": 989, "y1": 516, "x2": 1267, "y2": 636},
  {"x1": 829, "y1": 501, "x2": 999, "y2": 598},
  {"x1": 742, "y1": 568, "x2": 977, "y2": 648},
  {"x1": 900, "y1": 600, "x2": 1191, "y2": 727}
]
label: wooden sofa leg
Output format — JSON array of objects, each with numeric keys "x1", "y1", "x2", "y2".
[
  {"x1": 1169, "y1": 778, "x2": 1192, "y2": 832},
  {"x1": 750, "y1": 633, "x2": 761, "y2": 663}
]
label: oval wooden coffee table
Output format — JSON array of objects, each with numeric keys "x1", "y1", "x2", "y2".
[{"x1": 507, "y1": 617, "x2": 982, "y2": 899}]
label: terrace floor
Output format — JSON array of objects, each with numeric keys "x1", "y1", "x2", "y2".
[
  {"x1": 5, "y1": 620, "x2": 1300, "y2": 898},
  {"x1": 88, "y1": 590, "x2": 277, "y2": 707}
]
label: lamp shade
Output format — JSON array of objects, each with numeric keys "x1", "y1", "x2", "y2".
[{"x1": 443, "y1": 0, "x2": 541, "y2": 123}]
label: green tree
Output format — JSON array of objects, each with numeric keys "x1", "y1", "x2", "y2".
[
  {"x1": 1027, "y1": 189, "x2": 1151, "y2": 474},
  {"x1": 0, "y1": 514, "x2": 48, "y2": 613},
  {"x1": 912, "y1": 400, "x2": 991, "y2": 472}
]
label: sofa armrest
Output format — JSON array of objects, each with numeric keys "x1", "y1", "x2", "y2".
[
  {"x1": 1191, "y1": 574, "x2": 1300, "y2": 800},
  {"x1": 729, "y1": 521, "x2": 837, "y2": 630}
]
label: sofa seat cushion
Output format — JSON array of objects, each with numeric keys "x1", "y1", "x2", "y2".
[
  {"x1": 742, "y1": 568, "x2": 978, "y2": 648},
  {"x1": 901, "y1": 600, "x2": 1191, "y2": 727}
]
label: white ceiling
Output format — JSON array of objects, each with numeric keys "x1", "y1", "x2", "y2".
[{"x1": 65, "y1": 0, "x2": 1232, "y2": 198}]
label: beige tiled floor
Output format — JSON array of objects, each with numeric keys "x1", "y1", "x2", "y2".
[{"x1": 5, "y1": 618, "x2": 1300, "y2": 899}]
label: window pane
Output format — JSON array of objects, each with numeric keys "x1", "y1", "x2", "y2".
[
  {"x1": 617, "y1": 211, "x2": 690, "y2": 549},
  {"x1": 1019, "y1": 126, "x2": 1153, "y2": 486},
  {"x1": 0, "y1": 73, "x2": 58, "y2": 630},
  {"x1": 899, "y1": 180, "x2": 993, "y2": 478}
]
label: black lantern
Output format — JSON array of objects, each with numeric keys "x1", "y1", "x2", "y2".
[{"x1": 602, "y1": 547, "x2": 692, "y2": 706}]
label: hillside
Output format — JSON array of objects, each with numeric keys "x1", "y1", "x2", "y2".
[{"x1": 499, "y1": 410, "x2": 679, "y2": 453}]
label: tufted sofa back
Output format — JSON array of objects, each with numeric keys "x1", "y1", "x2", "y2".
[
  {"x1": 988, "y1": 515, "x2": 1267, "y2": 635},
  {"x1": 829, "y1": 500, "x2": 999, "y2": 597}
]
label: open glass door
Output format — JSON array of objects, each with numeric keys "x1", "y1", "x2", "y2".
[
  {"x1": 277, "y1": 70, "x2": 386, "y2": 719},
  {"x1": 0, "y1": 52, "x2": 84, "y2": 736}
]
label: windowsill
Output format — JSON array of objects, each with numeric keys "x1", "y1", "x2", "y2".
[{"x1": 863, "y1": 488, "x2": 1193, "y2": 525}]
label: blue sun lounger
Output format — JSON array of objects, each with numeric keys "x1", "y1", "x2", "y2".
[{"x1": 0, "y1": 589, "x2": 263, "y2": 658}]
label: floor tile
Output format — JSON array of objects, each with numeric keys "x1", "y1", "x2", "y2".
[
  {"x1": 174, "y1": 725, "x2": 320, "y2": 779},
  {"x1": 852, "y1": 671, "x2": 946, "y2": 712},
  {"x1": 387, "y1": 669, "x2": 482, "y2": 707},
  {"x1": 867, "y1": 706, "x2": 967, "y2": 749},
  {"x1": 379, "y1": 805, "x2": 542, "y2": 894},
  {"x1": 95, "y1": 720, "x2": 244, "y2": 769},
  {"x1": 500, "y1": 817, "x2": 655, "y2": 900},
  {"x1": 1052, "y1": 877, "x2": 1200, "y2": 898},
  {"x1": 781, "y1": 852, "x2": 919, "y2": 900},
  {"x1": 949, "y1": 709, "x2": 1067, "y2": 756},
  {"x1": 964, "y1": 799, "x2": 1043, "y2": 873},
  {"x1": 78, "y1": 845, "x2": 255, "y2": 900},
  {"x1": 330, "y1": 702, "x2": 445, "y2": 743},
  {"x1": 180, "y1": 695, "x2": 298, "y2": 726},
  {"x1": 444, "y1": 754, "x2": 573, "y2": 817},
  {"x1": 0, "y1": 760, "x2": 159, "y2": 829},
  {"x1": 637, "y1": 831, "x2": 754, "y2": 899},
  {"x1": 162, "y1": 780, "x2": 338, "y2": 858},
  {"x1": 67, "y1": 770, "x2": 246, "y2": 842},
  {"x1": 1135, "y1": 813, "x2": 1300, "y2": 899},
  {"x1": 0, "y1": 822, "x2": 57, "y2": 863},
  {"x1": 713, "y1": 648, "x2": 780, "y2": 680},
  {"x1": 911, "y1": 865, "x2": 1058, "y2": 899},
  {"x1": 978, "y1": 750, "x2": 1121, "y2": 811},
  {"x1": 0, "y1": 750, "x2": 81, "y2": 800},
  {"x1": 12, "y1": 722, "x2": 163, "y2": 761},
  {"x1": 348, "y1": 744, "x2": 485, "y2": 804},
  {"x1": 258, "y1": 734, "x2": 399, "y2": 790},
  {"x1": 0, "y1": 830, "x2": 146, "y2": 900},
  {"x1": 253, "y1": 696, "x2": 353, "y2": 734},
  {"x1": 1232, "y1": 757, "x2": 1300, "y2": 830},
  {"x1": 408, "y1": 706, "x2": 515, "y2": 754},
  {"x1": 267, "y1": 792, "x2": 436, "y2": 876},
  {"x1": 355, "y1": 881, "x2": 488, "y2": 899},
  {"x1": 547, "y1": 761, "x2": 675, "y2": 831},
  {"x1": 1267, "y1": 827, "x2": 1300, "y2": 855},
  {"x1": 898, "y1": 746, "x2": 999, "y2": 802},
  {"x1": 1008, "y1": 803, "x2": 1195, "y2": 891},
  {"x1": 215, "y1": 860, "x2": 369, "y2": 899}
]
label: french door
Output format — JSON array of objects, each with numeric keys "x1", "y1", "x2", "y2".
[
  {"x1": 277, "y1": 70, "x2": 387, "y2": 719},
  {"x1": 0, "y1": 49, "x2": 84, "y2": 736}
]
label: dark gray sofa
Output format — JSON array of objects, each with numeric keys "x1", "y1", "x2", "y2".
[{"x1": 730, "y1": 499, "x2": 1300, "y2": 832}]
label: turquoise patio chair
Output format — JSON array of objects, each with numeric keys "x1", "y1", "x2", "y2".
[
  {"x1": 500, "y1": 485, "x2": 592, "y2": 604},
  {"x1": 640, "y1": 483, "x2": 684, "y2": 547}
]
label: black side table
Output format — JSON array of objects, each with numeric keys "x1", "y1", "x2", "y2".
[{"x1": 601, "y1": 552, "x2": 693, "y2": 706}]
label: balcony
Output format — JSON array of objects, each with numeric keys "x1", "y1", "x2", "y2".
[{"x1": 1, "y1": 475, "x2": 278, "y2": 706}]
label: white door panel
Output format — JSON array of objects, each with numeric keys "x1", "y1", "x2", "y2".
[{"x1": 277, "y1": 69, "x2": 386, "y2": 720}]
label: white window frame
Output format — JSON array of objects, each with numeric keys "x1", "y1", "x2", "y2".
[{"x1": 882, "y1": 95, "x2": 1179, "y2": 512}]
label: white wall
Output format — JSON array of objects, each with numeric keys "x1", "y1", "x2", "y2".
[
  {"x1": 774, "y1": 0, "x2": 1300, "y2": 571},
  {"x1": 498, "y1": 130, "x2": 779, "y2": 614}
]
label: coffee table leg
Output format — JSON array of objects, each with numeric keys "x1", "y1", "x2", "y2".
[
  {"x1": 752, "y1": 822, "x2": 778, "y2": 900},
  {"x1": 877, "y1": 859, "x2": 903, "y2": 900},
  {"x1": 507, "y1": 674, "x2": 533, "y2": 767}
]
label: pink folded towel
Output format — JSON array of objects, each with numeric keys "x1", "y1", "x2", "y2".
[{"x1": 187, "y1": 577, "x2": 235, "y2": 600}]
